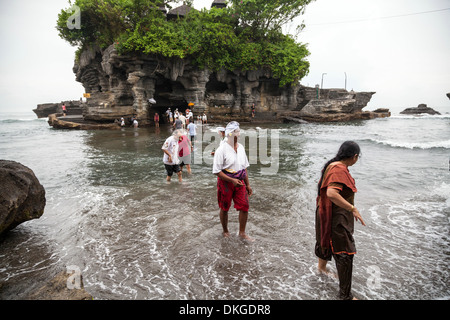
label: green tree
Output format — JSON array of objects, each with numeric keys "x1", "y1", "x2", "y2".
[
  {"x1": 229, "y1": 0, "x2": 314, "y2": 39},
  {"x1": 56, "y1": 0, "x2": 313, "y2": 86}
]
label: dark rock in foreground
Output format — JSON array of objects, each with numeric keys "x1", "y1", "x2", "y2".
[{"x1": 0, "y1": 160, "x2": 46, "y2": 235}]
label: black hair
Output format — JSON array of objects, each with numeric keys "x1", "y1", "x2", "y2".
[{"x1": 317, "y1": 141, "x2": 361, "y2": 196}]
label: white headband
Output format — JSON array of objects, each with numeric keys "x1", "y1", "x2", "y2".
[{"x1": 225, "y1": 121, "x2": 240, "y2": 136}]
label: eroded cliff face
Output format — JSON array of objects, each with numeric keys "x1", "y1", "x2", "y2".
[{"x1": 73, "y1": 45, "x2": 387, "y2": 125}]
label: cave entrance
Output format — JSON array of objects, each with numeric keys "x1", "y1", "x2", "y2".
[{"x1": 147, "y1": 77, "x2": 189, "y2": 124}]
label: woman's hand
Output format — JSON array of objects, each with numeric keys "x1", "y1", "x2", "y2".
[{"x1": 352, "y1": 207, "x2": 366, "y2": 226}]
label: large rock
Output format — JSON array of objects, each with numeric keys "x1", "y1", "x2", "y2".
[
  {"x1": 295, "y1": 89, "x2": 389, "y2": 122},
  {"x1": 47, "y1": 114, "x2": 121, "y2": 130},
  {"x1": 0, "y1": 160, "x2": 46, "y2": 235},
  {"x1": 400, "y1": 104, "x2": 441, "y2": 115},
  {"x1": 68, "y1": 45, "x2": 385, "y2": 125},
  {"x1": 33, "y1": 100, "x2": 83, "y2": 118}
]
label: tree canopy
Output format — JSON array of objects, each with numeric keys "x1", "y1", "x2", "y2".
[{"x1": 57, "y1": 0, "x2": 314, "y2": 86}]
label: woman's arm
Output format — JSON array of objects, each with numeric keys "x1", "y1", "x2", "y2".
[{"x1": 326, "y1": 188, "x2": 366, "y2": 226}]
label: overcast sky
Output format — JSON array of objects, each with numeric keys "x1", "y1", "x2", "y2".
[{"x1": 0, "y1": 0, "x2": 449, "y2": 114}]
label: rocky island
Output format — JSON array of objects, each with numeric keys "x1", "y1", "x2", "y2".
[
  {"x1": 400, "y1": 104, "x2": 441, "y2": 116},
  {"x1": 54, "y1": 43, "x2": 387, "y2": 128},
  {"x1": 38, "y1": 0, "x2": 389, "y2": 128}
]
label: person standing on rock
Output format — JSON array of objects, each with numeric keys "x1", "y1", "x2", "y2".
[
  {"x1": 213, "y1": 121, "x2": 253, "y2": 241},
  {"x1": 162, "y1": 130, "x2": 183, "y2": 182}
]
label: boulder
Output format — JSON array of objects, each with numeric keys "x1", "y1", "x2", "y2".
[
  {"x1": 400, "y1": 104, "x2": 441, "y2": 115},
  {"x1": 295, "y1": 89, "x2": 389, "y2": 122},
  {"x1": 0, "y1": 160, "x2": 46, "y2": 235},
  {"x1": 47, "y1": 114, "x2": 121, "y2": 130},
  {"x1": 33, "y1": 100, "x2": 83, "y2": 118}
]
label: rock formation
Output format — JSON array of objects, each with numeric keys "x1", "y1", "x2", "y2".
[
  {"x1": 295, "y1": 88, "x2": 390, "y2": 122},
  {"x1": 33, "y1": 100, "x2": 83, "y2": 118},
  {"x1": 400, "y1": 104, "x2": 441, "y2": 115},
  {"x1": 47, "y1": 113, "x2": 121, "y2": 130},
  {"x1": 42, "y1": 44, "x2": 389, "y2": 127},
  {"x1": 0, "y1": 160, "x2": 46, "y2": 235}
]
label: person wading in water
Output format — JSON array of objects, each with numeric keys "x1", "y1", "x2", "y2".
[
  {"x1": 315, "y1": 141, "x2": 366, "y2": 300},
  {"x1": 213, "y1": 121, "x2": 253, "y2": 241}
]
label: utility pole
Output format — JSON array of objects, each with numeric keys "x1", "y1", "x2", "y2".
[
  {"x1": 321, "y1": 73, "x2": 327, "y2": 89},
  {"x1": 344, "y1": 72, "x2": 347, "y2": 90}
]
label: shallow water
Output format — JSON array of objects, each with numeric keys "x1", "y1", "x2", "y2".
[{"x1": 0, "y1": 112, "x2": 449, "y2": 300}]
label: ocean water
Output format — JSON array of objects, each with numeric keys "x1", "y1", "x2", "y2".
[{"x1": 0, "y1": 111, "x2": 449, "y2": 300}]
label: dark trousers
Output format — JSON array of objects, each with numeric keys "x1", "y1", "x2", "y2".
[{"x1": 333, "y1": 253, "x2": 354, "y2": 300}]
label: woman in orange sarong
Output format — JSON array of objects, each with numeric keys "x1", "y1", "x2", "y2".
[{"x1": 315, "y1": 141, "x2": 366, "y2": 300}]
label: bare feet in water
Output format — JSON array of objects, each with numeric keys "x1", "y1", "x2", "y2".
[
  {"x1": 239, "y1": 232, "x2": 255, "y2": 242},
  {"x1": 222, "y1": 231, "x2": 254, "y2": 242},
  {"x1": 317, "y1": 259, "x2": 337, "y2": 278}
]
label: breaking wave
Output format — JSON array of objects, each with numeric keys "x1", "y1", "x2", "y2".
[{"x1": 367, "y1": 138, "x2": 450, "y2": 150}]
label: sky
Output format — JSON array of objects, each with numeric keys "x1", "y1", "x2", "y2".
[{"x1": 0, "y1": 0, "x2": 449, "y2": 114}]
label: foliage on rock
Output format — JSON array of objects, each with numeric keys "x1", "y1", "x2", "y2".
[{"x1": 57, "y1": 0, "x2": 313, "y2": 86}]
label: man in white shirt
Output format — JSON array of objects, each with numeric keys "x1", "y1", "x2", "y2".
[
  {"x1": 212, "y1": 121, "x2": 253, "y2": 241},
  {"x1": 162, "y1": 130, "x2": 183, "y2": 182},
  {"x1": 187, "y1": 109, "x2": 193, "y2": 124}
]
